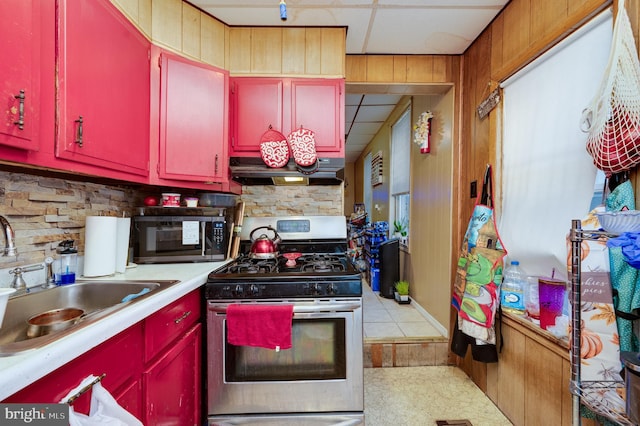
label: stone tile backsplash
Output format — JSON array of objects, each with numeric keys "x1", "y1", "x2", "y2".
[
  {"x1": 0, "y1": 170, "x2": 344, "y2": 280},
  {"x1": 0, "y1": 170, "x2": 140, "y2": 271},
  {"x1": 240, "y1": 185, "x2": 343, "y2": 216}
]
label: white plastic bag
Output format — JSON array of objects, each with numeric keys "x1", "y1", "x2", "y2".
[
  {"x1": 67, "y1": 381, "x2": 142, "y2": 426},
  {"x1": 581, "y1": 0, "x2": 640, "y2": 175}
]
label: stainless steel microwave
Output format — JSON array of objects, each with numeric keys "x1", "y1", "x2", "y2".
[{"x1": 133, "y1": 214, "x2": 228, "y2": 263}]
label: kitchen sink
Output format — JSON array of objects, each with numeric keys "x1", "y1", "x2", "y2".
[{"x1": 0, "y1": 280, "x2": 179, "y2": 356}]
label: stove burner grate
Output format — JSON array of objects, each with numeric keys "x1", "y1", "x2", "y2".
[
  {"x1": 301, "y1": 261, "x2": 346, "y2": 273},
  {"x1": 229, "y1": 259, "x2": 277, "y2": 274}
]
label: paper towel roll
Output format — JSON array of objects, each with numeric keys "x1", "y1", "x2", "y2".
[
  {"x1": 115, "y1": 217, "x2": 131, "y2": 274},
  {"x1": 84, "y1": 216, "x2": 117, "y2": 277}
]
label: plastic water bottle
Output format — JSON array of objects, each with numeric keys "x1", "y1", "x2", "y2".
[
  {"x1": 501, "y1": 260, "x2": 526, "y2": 315},
  {"x1": 524, "y1": 276, "x2": 540, "y2": 320}
]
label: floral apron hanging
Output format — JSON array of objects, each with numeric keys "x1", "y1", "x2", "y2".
[{"x1": 451, "y1": 164, "x2": 507, "y2": 362}]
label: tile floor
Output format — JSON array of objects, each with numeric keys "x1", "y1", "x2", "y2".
[
  {"x1": 362, "y1": 282, "x2": 444, "y2": 340},
  {"x1": 362, "y1": 282, "x2": 450, "y2": 368}
]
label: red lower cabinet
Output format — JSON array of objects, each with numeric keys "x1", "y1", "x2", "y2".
[
  {"x1": 3, "y1": 323, "x2": 144, "y2": 419},
  {"x1": 114, "y1": 378, "x2": 143, "y2": 422},
  {"x1": 143, "y1": 323, "x2": 202, "y2": 425},
  {"x1": 2, "y1": 289, "x2": 203, "y2": 425}
]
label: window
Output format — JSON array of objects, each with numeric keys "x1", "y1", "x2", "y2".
[
  {"x1": 391, "y1": 107, "x2": 411, "y2": 245},
  {"x1": 498, "y1": 10, "x2": 613, "y2": 279}
]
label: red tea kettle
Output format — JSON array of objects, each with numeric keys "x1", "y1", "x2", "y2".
[{"x1": 249, "y1": 226, "x2": 281, "y2": 258}]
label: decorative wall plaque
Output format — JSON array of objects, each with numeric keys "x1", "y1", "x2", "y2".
[{"x1": 477, "y1": 88, "x2": 501, "y2": 120}]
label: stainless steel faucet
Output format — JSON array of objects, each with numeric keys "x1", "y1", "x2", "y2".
[
  {"x1": 9, "y1": 263, "x2": 45, "y2": 295},
  {"x1": 0, "y1": 216, "x2": 17, "y2": 257}
]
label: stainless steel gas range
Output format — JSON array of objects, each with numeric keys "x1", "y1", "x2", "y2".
[{"x1": 206, "y1": 216, "x2": 364, "y2": 426}]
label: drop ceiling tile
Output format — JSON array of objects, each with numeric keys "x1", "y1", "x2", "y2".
[
  {"x1": 346, "y1": 133, "x2": 374, "y2": 146},
  {"x1": 345, "y1": 105, "x2": 358, "y2": 123},
  {"x1": 349, "y1": 122, "x2": 383, "y2": 136},
  {"x1": 379, "y1": 0, "x2": 506, "y2": 5},
  {"x1": 368, "y1": 8, "x2": 501, "y2": 54},
  {"x1": 346, "y1": 94, "x2": 364, "y2": 107},
  {"x1": 361, "y1": 94, "x2": 403, "y2": 106},
  {"x1": 356, "y1": 105, "x2": 396, "y2": 122}
]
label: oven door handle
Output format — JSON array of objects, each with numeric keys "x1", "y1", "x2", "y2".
[{"x1": 208, "y1": 302, "x2": 361, "y2": 314}]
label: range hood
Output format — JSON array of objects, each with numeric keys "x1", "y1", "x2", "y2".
[{"x1": 229, "y1": 157, "x2": 345, "y2": 186}]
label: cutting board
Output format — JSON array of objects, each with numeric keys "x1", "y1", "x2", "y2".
[
  {"x1": 226, "y1": 221, "x2": 234, "y2": 259},
  {"x1": 230, "y1": 201, "x2": 245, "y2": 258}
]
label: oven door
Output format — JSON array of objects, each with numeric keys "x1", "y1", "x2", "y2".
[{"x1": 207, "y1": 298, "x2": 363, "y2": 417}]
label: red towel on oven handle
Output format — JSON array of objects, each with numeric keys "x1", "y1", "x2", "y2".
[{"x1": 226, "y1": 304, "x2": 294, "y2": 350}]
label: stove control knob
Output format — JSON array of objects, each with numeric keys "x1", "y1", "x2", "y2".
[
  {"x1": 233, "y1": 284, "x2": 243, "y2": 297},
  {"x1": 309, "y1": 283, "x2": 320, "y2": 296},
  {"x1": 326, "y1": 283, "x2": 336, "y2": 295},
  {"x1": 250, "y1": 284, "x2": 260, "y2": 296}
]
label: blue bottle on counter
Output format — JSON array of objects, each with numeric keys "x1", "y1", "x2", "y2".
[
  {"x1": 56, "y1": 240, "x2": 77, "y2": 285},
  {"x1": 501, "y1": 260, "x2": 526, "y2": 315}
]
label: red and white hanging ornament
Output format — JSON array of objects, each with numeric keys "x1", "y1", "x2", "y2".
[{"x1": 414, "y1": 111, "x2": 433, "y2": 154}]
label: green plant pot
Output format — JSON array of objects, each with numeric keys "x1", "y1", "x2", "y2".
[{"x1": 394, "y1": 291, "x2": 410, "y2": 304}]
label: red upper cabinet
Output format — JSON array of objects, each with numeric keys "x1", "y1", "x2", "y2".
[
  {"x1": 0, "y1": 0, "x2": 41, "y2": 151},
  {"x1": 156, "y1": 50, "x2": 229, "y2": 184},
  {"x1": 290, "y1": 79, "x2": 344, "y2": 153},
  {"x1": 230, "y1": 78, "x2": 283, "y2": 153},
  {"x1": 56, "y1": 0, "x2": 150, "y2": 176},
  {"x1": 229, "y1": 77, "x2": 345, "y2": 158}
]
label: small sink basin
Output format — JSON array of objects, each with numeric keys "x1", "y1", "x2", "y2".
[{"x1": 0, "y1": 280, "x2": 179, "y2": 356}]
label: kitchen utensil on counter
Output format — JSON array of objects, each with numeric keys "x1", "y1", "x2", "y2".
[
  {"x1": 622, "y1": 351, "x2": 640, "y2": 424},
  {"x1": 143, "y1": 195, "x2": 159, "y2": 206},
  {"x1": 115, "y1": 217, "x2": 131, "y2": 274},
  {"x1": 596, "y1": 210, "x2": 640, "y2": 234},
  {"x1": 538, "y1": 277, "x2": 567, "y2": 330},
  {"x1": 184, "y1": 197, "x2": 199, "y2": 207},
  {"x1": 226, "y1": 221, "x2": 235, "y2": 259},
  {"x1": 84, "y1": 216, "x2": 118, "y2": 277},
  {"x1": 198, "y1": 193, "x2": 237, "y2": 207},
  {"x1": 161, "y1": 193, "x2": 181, "y2": 207},
  {"x1": 26, "y1": 307, "x2": 84, "y2": 338},
  {"x1": 249, "y1": 226, "x2": 281, "y2": 259},
  {"x1": 56, "y1": 240, "x2": 78, "y2": 285},
  {"x1": 0, "y1": 288, "x2": 16, "y2": 328},
  {"x1": 230, "y1": 202, "x2": 245, "y2": 258},
  {"x1": 282, "y1": 252, "x2": 302, "y2": 267}
]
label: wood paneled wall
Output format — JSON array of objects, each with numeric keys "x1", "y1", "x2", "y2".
[
  {"x1": 228, "y1": 27, "x2": 345, "y2": 76},
  {"x1": 459, "y1": 1, "x2": 626, "y2": 424},
  {"x1": 458, "y1": 0, "x2": 615, "y2": 386},
  {"x1": 346, "y1": 55, "x2": 458, "y2": 84},
  {"x1": 111, "y1": 0, "x2": 345, "y2": 76}
]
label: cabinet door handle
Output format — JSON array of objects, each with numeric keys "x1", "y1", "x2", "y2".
[
  {"x1": 174, "y1": 310, "x2": 191, "y2": 324},
  {"x1": 13, "y1": 90, "x2": 25, "y2": 130},
  {"x1": 215, "y1": 154, "x2": 219, "y2": 174},
  {"x1": 74, "y1": 116, "x2": 84, "y2": 147}
]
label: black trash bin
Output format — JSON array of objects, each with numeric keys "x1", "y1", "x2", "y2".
[{"x1": 378, "y1": 239, "x2": 399, "y2": 299}]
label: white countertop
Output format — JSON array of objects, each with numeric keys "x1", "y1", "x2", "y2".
[{"x1": 0, "y1": 261, "x2": 228, "y2": 401}]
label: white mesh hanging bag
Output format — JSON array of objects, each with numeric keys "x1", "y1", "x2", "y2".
[{"x1": 581, "y1": 0, "x2": 640, "y2": 175}]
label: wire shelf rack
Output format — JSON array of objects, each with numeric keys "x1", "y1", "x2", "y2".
[
  {"x1": 569, "y1": 221, "x2": 635, "y2": 426},
  {"x1": 571, "y1": 380, "x2": 634, "y2": 426}
]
